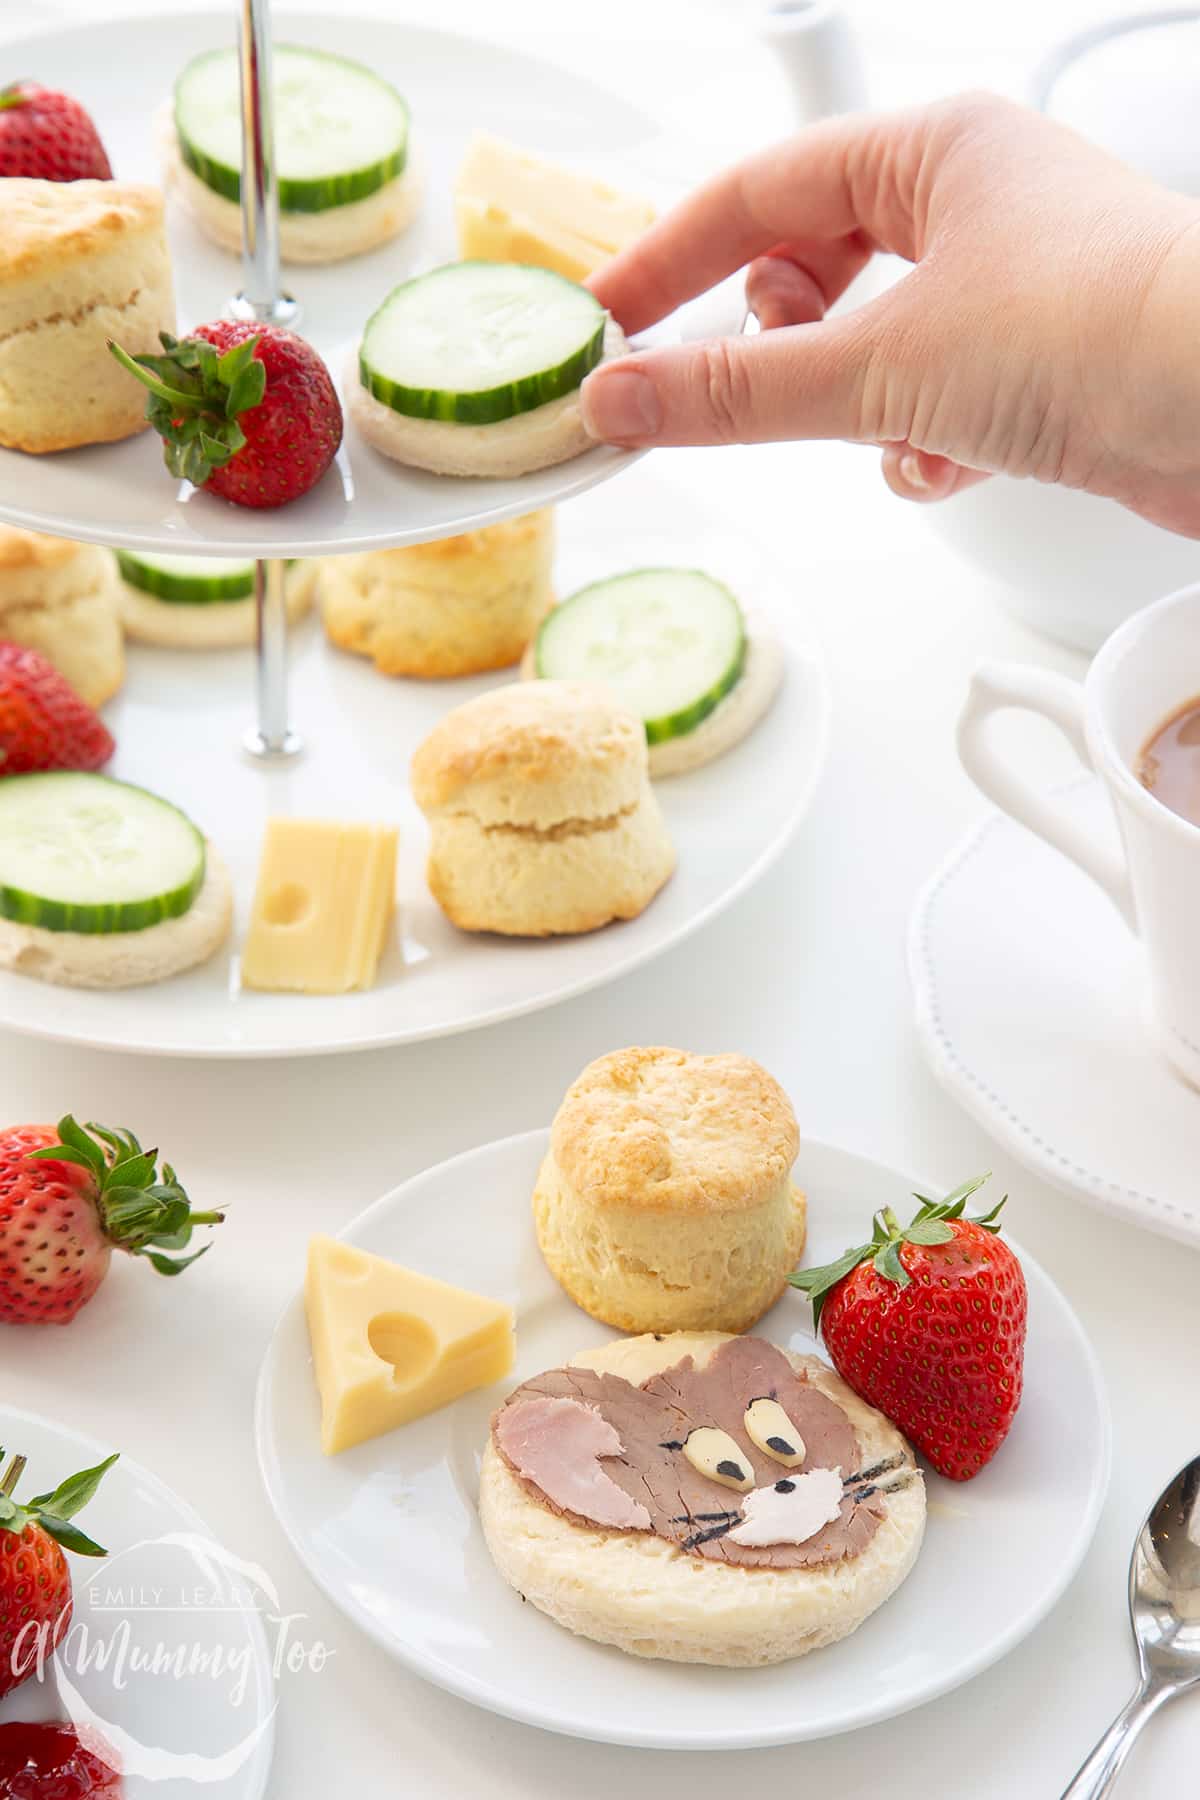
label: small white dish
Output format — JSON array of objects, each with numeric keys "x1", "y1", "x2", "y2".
[
  {"x1": 256, "y1": 1130, "x2": 1109, "y2": 1750},
  {"x1": 0, "y1": 1407, "x2": 274, "y2": 1800},
  {"x1": 911, "y1": 777, "x2": 1200, "y2": 1250},
  {"x1": 0, "y1": 9, "x2": 685, "y2": 558},
  {"x1": 0, "y1": 468, "x2": 828, "y2": 1058}
]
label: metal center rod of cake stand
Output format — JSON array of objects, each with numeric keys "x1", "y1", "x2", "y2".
[
  {"x1": 244, "y1": 559, "x2": 301, "y2": 760},
  {"x1": 233, "y1": 0, "x2": 303, "y2": 761},
  {"x1": 231, "y1": 0, "x2": 299, "y2": 329}
]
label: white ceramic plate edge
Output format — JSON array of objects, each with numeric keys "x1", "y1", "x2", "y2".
[
  {"x1": 0, "y1": 1404, "x2": 277, "y2": 1800},
  {"x1": 254, "y1": 1127, "x2": 1111, "y2": 1750},
  {"x1": 908, "y1": 782, "x2": 1200, "y2": 1252}
]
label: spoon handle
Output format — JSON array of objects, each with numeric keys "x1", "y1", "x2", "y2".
[{"x1": 1060, "y1": 1684, "x2": 1174, "y2": 1797}]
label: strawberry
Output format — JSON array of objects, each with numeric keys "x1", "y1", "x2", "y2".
[
  {"x1": 0, "y1": 83, "x2": 112, "y2": 181},
  {"x1": 108, "y1": 323, "x2": 342, "y2": 509},
  {"x1": 0, "y1": 1723, "x2": 121, "y2": 1798},
  {"x1": 790, "y1": 1176, "x2": 1027, "y2": 1481},
  {"x1": 0, "y1": 1447, "x2": 116, "y2": 1700},
  {"x1": 0, "y1": 1116, "x2": 223, "y2": 1326},
  {"x1": 0, "y1": 644, "x2": 114, "y2": 776}
]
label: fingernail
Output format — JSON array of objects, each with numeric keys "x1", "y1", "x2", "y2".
[
  {"x1": 898, "y1": 451, "x2": 930, "y2": 492},
  {"x1": 581, "y1": 366, "x2": 662, "y2": 443}
]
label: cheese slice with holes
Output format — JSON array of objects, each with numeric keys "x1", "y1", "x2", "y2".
[
  {"x1": 454, "y1": 132, "x2": 655, "y2": 282},
  {"x1": 305, "y1": 1235, "x2": 516, "y2": 1454},
  {"x1": 240, "y1": 818, "x2": 398, "y2": 994}
]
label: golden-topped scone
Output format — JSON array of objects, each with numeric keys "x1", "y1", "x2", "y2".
[
  {"x1": 0, "y1": 529, "x2": 123, "y2": 705},
  {"x1": 319, "y1": 510, "x2": 554, "y2": 678},
  {"x1": 0, "y1": 180, "x2": 175, "y2": 453},
  {"x1": 411, "y1": 680, "x2": 675, "y2": 936},
  {"x1": 534, "y1": 1046, "x2": 806, "y2": 1333}
]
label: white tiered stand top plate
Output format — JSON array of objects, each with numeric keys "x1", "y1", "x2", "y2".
[{"x1": 0, "y1": 8, "x2": 696, "y2": 555}]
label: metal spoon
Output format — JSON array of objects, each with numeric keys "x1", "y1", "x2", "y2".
[{"x1": 1062, "y1": 1453, "x2": 1200, "y2": 1796}]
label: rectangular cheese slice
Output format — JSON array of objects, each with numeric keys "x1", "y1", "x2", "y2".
[
  {"x1": 455, "y1": 131, "x2": 655, "y2": 283},
  {"x1": 240, "y1": 818, "x2": 398, "y2": 995},
  {"x1": 305, "y1": 1235, "x2": 515, "y2": 1454}
]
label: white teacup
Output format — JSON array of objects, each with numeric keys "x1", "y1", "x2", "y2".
[{"x1": 958, "y1": 583, "x2": 1200, "y2": 1090}]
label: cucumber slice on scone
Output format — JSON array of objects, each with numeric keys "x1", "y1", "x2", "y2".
[
  {"x1": 175, "y1": 45, "x2": 409, "y2": 213},
  {"x1": 116, "y1": 551, "x2": 256, "y2": 605},
  {"x1": 359, "y1": 263, "x2": 606, "y2": 424},
  {"x1": 535, "y1": 568, "x2": 747, "y2": 744},
  {"x1": 0, "y1": 773, "x2": 206, "y2": 935}
]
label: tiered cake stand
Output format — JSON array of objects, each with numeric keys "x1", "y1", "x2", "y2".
[{"x1": 0, "y1": 1, "x2": 830, "y2": 1056}]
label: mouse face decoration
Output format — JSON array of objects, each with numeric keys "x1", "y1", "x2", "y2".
[{"x1": 492, "y1": 1337, "x2": 915, "y2": 1569}]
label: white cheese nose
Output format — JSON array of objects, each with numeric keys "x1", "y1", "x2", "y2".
[{"x1": 727, "y1": 1466, "x2": 844, "y2": 1548}]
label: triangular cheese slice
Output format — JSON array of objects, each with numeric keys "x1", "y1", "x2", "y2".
[{"x1": 305, "y1": 1236, "x2": 515, "y2": 1455}]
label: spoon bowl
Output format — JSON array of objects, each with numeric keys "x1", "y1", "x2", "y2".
[{"x1": 1063, "y1": 1452, "x2": 1200, "y2": 1796}]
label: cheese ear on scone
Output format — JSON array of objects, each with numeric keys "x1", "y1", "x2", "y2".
[
  {"x1": 410, "y1": 681, "x2": 675, "y2": 936},
  {"x1": 0, "y1": 180, "x2": 175, "y2": 453},
  {"x1": 479, "y1": 1331, "x2": 926, "y2": 1667},
  {"x1": 0, "y1": 530, "x2": 123, "y2": 706}
]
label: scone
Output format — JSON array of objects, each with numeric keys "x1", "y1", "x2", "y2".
[
  {"x1": 116, "y1": 555, "x2": 316, "y2": 650},
  {"x1": 480, "y1": 1331, "x2": 926, "y2": 1666},
  {"x1": 319, "y1": 511, "x2": 555, "y2": 678},
  {"x1": 533, "y1": 1045, "x2": 805, "y2": 1333},
  {"x1": 410, "y1": 681, "x2": 675, "y2": 937},
  {"x1": 0, "y1": 530, "x2": 123, "y2": 705},
  {"x1": 0, "y1": 180, "x2": 175, "y2": 452}
]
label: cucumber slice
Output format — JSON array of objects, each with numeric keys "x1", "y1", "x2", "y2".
[
  {"x1": 0, "y1": 774, "x2": 206, "y2": 935},
  {"x1": 117, "y1": 551, "x2": 256, "y2": 605},
  {"x1": 359, "y1": 262, "x2": 606, "y2": 424},
  {"x1": 535, "y1": 569, "x2": 747, "y2": 744},
  {"x1": 175, "y1": 46, "x2": 409, "y2": 214}
]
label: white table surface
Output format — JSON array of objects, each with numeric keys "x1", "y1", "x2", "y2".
[{"x1": 4, "y1": 1, "x2": 1200, "y2": 1794}]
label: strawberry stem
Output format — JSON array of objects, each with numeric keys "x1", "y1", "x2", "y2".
[{"x1": 0, "y1": 1454, "x2": 26, "y2": 1499}]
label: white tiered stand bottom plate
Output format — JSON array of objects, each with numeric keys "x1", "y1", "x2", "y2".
[{"x1": 0, "y1": 467, "x2": 829, "y2": 1057}]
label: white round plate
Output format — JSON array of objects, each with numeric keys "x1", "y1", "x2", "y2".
[
  {"x1": 255, "y1": 1130, "x2": 1109, "y2": 1750},
  {"x1": 0, "y1": 8, "x2": 693, "y2": 556},
  {"x1": 911, "y1": 777, "x2": 1200, "y2": 1250},
  {"x1": 0, "y1": 1408, "x2": 275, "y2": 1799},
  {"x1": 0, "y1": 465, "x2": 827, "y2": 1058}
]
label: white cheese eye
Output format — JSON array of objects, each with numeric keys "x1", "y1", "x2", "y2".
[
  {"x1": 682, "y1": 1426, "x2": 754, "y2": 1491},
  {"x1": 744, "y1": 1398, "x2": 806, "y2": 1468}
]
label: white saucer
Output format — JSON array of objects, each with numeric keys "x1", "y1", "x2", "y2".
[
  {"x1": 910, "y1": 776, "x2": 1200, "y2": 1249},
  {"x1": 255, "y1": 1130, "x2": 1109, "y2": 1750},
  {"x1": 0, "y1": 465, "x2": 829, "y2": 1058},
  {"x1": 0, "y1": 1407, "x2": 274, "y2": 1799},
  {"x1": 0, "y1": 9, "x2": 688, "y2": 556}
]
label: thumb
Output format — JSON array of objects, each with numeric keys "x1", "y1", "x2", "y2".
[{"x1": 580, "y1": 317, "x2": 871, "y2": 449}]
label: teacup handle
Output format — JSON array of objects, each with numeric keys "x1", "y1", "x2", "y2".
[{"x1": 958, "y1": 663, "x2": 1138, "y2": 931}]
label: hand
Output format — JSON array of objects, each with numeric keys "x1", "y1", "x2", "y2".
[{"x1": 580, "y1": 95, "x2": 1200, "y2": 537}]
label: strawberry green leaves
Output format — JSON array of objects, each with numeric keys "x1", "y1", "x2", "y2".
[
  {"x1": 790, "y1": 1173, "x2": 1004, "y2": 1331},
  {"x1": 0, "y1": 1451, "x2": 117, "y2": 1558},
  {"x1": 107, "y1": 330, "x2": 266, "y2": 488},
  {"x1": 27, "y1": 1116, "x2": 223, "y2": 1275}
]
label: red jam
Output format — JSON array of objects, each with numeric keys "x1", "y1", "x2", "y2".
[{"x1": 0, "y1": 1723, "x2": 122, "y2": 1798}]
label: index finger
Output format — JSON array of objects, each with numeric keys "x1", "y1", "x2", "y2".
[{"x1": 588, "y1": 110, "x2": 918, "y2": 334}]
